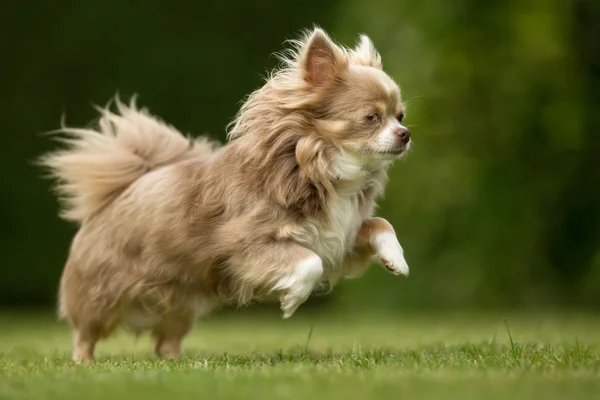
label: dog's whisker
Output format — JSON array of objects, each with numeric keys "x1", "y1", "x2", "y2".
[{"x1": 402, "y1": 95, "x2": 425, "y2": 106}]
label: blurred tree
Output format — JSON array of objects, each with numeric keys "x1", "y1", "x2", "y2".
[
  {"x1": 334, "y1": 0, "x2": 600, "y2": 310},
  {"x1": 1, "y1": 0, "x2": 598, "y2": 311}
]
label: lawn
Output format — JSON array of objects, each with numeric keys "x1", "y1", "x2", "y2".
[{"x1": 0, "y1": 309, "x2": 598, "y2": 399}]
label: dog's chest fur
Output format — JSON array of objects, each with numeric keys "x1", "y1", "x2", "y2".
[
  {"x1": 313, "y1": 193, "x2": 363, "y2": 267},
  {"x1": 289, "y1": 154, "x2": 388, "y2": 268}
]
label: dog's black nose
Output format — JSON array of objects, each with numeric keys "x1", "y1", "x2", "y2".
[{"x1": 394, "y1": 127, "x2": 411, "y2": 144}]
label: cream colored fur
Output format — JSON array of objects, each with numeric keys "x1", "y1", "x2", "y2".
[{"x1": 40, "y1": 27, "x2": 412, "y2": 363}]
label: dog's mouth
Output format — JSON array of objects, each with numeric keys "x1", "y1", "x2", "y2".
[
  {"x1": 360, "y1": 142, "x2": 410, "y2": 160},
  {"x1": 372, "y1": 148, "x2": 406, "y2": 157},
  {"x1": 383, "y1": 149, "x2": 404, "y2": 155},
  {"x1": 377, "y1": 141, "x2": 411, "y2": 157}
]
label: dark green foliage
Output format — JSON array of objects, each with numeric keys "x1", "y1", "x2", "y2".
[{"x1": 1, "y1": 0, "x2": 599, "y2": 310}]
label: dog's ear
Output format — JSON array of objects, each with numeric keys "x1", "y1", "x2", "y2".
[
  {"x1": 300, "y1": 29, "x2": 347, "y2": 87},
  {"x1": 351, "y1": 34, "x2": 382, "y2": 69}
]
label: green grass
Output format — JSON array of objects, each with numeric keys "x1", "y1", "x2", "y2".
[{"x1": 0, "y1": 310, "x2": 599, "y2": 399}]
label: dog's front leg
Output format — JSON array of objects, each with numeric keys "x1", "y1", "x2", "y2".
[
  {"x1": 349, "y1": 217, "x2": 409, "y2": 277},
  {"x1": 230, "y1": 241, "x2": 323, "y2": 319}
]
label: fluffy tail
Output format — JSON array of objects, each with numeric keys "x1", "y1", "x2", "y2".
[{"x1": 40, "y1": 97, "x2": 219, "y2": 223}]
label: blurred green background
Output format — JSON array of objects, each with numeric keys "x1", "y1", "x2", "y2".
[{"x1": 2, "y1": 0, "x2": 599, "y2": 312}]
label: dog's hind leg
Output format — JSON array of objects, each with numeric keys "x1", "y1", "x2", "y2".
[
  {"x1": 151, "y1": 311, "x2": 196, "y2": 359},
  {"x1": 71, "y1": 310, "x2": 120, "y2": 363},
  {"x1": 72, "y1": 328, "x2": 98, "y2": 363},
  {"x1": 62, "y1": 298, "x2": 121, "y2": 363}
]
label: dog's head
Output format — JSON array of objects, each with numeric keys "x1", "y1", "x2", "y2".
[
  {"x1": 227, "y1": 28, "x2": 410, "y2": 207},
  {"x1": 297, "y1": 29, "x2": 410, "y2": 161},
  {"x1": 228, "y1": 27, "x2": 410, "y2": 186}
]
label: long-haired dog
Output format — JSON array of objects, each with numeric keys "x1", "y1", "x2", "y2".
[{"x1": 40, "y1": 28, "x2": 412, "y2": 362}]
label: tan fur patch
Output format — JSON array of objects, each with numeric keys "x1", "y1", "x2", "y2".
[{"x1": 41, "y1": 27, "x2": 410, "y2": 361}]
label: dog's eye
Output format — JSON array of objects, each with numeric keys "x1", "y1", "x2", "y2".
[
  {"x1": 397, "y1": 113, "x2": 405, "y2": 122},
  {"x1": 365, "y1": 113, "x2": 380, "y2": 122}
]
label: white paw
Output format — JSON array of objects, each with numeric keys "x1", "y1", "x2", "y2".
[
  {"x1": 373, "y1": 233, "x2": 409, "y2": 276},
  {"x1": 281, "y1": 291, "x2": 308, "y2": 319},
  {"x1": 274, "y1": 255, "x2": 323, "y2": 319}
]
